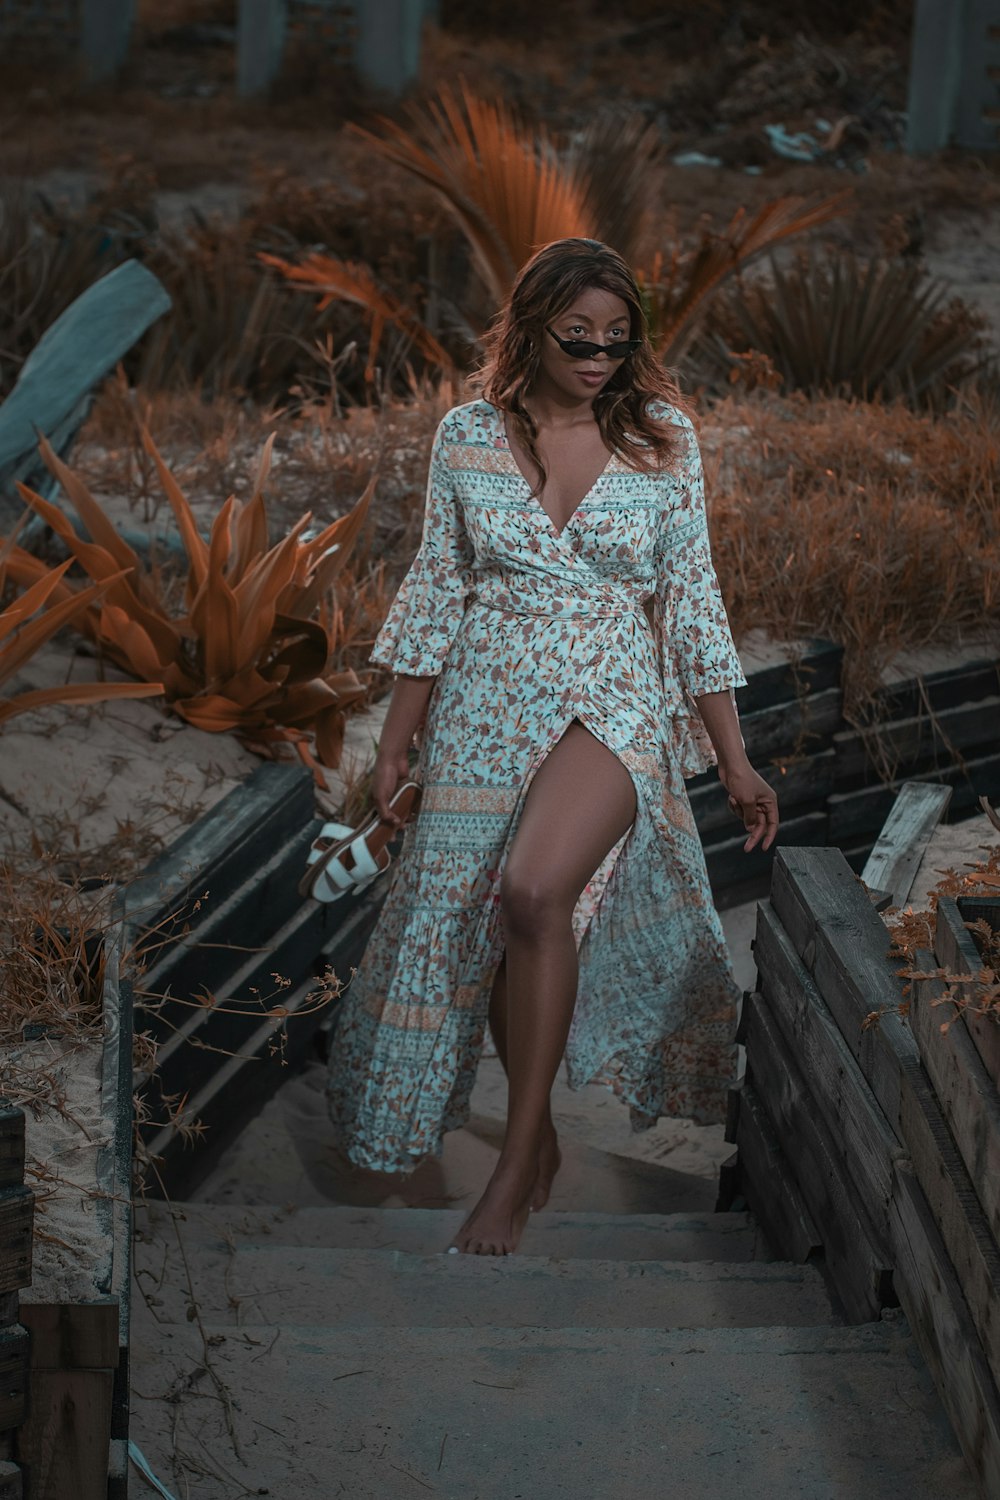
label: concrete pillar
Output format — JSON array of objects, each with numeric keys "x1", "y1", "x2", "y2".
[
  {"x1": 80, "y1": 0, "x2": 135, "y2": 84},
  {"x1": 906, "y1": 0, "x2": 1000, "y2": 154},
  {"x1": 238, "y1": 0, "x2": 289, "y2": 98},
  {"x1": 355, "y1": 0, "x2": 424, "y2": 97}
]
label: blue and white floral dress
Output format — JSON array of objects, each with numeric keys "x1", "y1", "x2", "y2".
[{"x1": 326, "y1": 397, "x2": 747, "y2": 1172}]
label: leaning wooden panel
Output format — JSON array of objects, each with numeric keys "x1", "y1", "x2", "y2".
[
  {"x1": 889, "y1": 1163, "x2": 1000, "y2": 1500},
  {"x1": 754, "y1": 900, "x2": 906, "y2": 1242},
  {"x1": 733, "y1": 1081, "x2": 822, "y2": 1263},
  {"x1": 744, "y1": 991, "x2": 893, "y2": 1323}
]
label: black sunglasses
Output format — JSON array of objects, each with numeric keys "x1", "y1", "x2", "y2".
[{"x1": 545, "y1": 325, "x2": 642, "y2": 360}]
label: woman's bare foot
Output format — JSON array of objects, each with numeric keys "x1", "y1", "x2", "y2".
[
  {"x1": 448, "y1": 1154, "x2": 537, "y2": 1256},
  {"x1": 531, "y1": 1123, "x2": 561, "y2": 1212}
]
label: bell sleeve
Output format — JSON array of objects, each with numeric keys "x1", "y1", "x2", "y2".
[
  {"x1": 370, "y1": 416, "x2": 474, "y2": 676},
  {"x1": 652, "y1": 411, "x2": 747, "y2": 778}
]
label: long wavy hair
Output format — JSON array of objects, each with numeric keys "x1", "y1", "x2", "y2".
[{"x1": 472, "y1": 238, "x2": 694, "y2": 493}]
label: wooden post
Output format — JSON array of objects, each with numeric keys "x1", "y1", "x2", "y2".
[
  {"x1": 237, "y1": 0, "x2": 289, "y2": 97},
  {"x1": 79, "y1": 0, "x2": 135, "y2": 84},
  {"x1": 355, "y1": 0, "x2": 424, "y2": 97},
  {"x1": 14, "y1": 1301, "x2": 118, "y2": 1500}
]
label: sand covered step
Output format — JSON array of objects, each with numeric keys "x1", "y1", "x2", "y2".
[
  {"x1": 136, "y1": 1200, "x2": 771, "y2": 1260},
  {"x1": 128, "y1": 1316, "x2": 976, "y2": 1500},
  {"x1": 139, "y1": 1243, "x2": 840, "y2": 1329}
]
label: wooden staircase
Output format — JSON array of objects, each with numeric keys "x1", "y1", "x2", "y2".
[{"x1": 130, "y1": 1069, "x2": 978, "y2": 1500}]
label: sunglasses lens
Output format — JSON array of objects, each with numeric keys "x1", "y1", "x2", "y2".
[{"x1": 564, "y1": 340, "x2": 634, "y2": 359}]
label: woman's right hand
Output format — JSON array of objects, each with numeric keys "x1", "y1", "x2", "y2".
[{"x1": 370, "y1": 747, "x2": 412, "y2": 826}]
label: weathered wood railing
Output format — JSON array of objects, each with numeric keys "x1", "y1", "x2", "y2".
[{"x1": 722, "y1": 843, "x2": 1000, "y2": 1497}]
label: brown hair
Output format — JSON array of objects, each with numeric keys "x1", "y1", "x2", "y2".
[{"x1": 471, "y1": 237, "x2": 694, "y2": 493}]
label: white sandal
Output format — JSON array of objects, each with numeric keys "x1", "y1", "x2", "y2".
[{"x1": 298, "y1": 781, "x2": 421, "y2": 904}]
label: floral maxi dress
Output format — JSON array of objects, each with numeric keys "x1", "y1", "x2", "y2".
[{"x1": 326, "y1": 398, "x2": 748, "y2": 1173}]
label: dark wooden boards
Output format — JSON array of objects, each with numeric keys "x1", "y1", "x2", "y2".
[
  {"x1": 725, "y1": 1078, "x2": 822, "y2": 1264},
  {"x1": 936, "y1": 896, "x2": 1000, "y2": 1090},
  {"x1": 14, "y1": 1300, "x2": 118, "y2": 1500},
  {"x1": 742, "y1": 988, "x2": 892, "y2": 1322},
  {"x1": 692, "y1": 648, "x2": 1000, "y2": 903},
  {"x1": 740, "y1": 843, "x2": 1000, "y2": 1494},
  {"x1": 889, "y1": 1164, "x2": 1000, "y2": 1500}
]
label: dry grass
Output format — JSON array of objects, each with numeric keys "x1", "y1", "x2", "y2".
[
  {"x1": 74, "y1": 377, "x2": 1000, "y2": 725},
  {"x1": 704, "y1": 384, "x2": 1000, "y2": 718}
]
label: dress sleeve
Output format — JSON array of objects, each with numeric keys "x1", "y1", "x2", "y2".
[
  {"x1": 370, "y1": 416, "x2": 474, "y2": 676},
  {"x1": 652, "y1": 411, "x2": 747, "y2": 778}
]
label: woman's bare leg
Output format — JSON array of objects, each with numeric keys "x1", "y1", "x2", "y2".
[
  {"x1": 488, "y1": 961, "x2": 560, "y2": 1211},
  {"x1": 452, "y1": 722, "x2": 636, "y2": 1255}
]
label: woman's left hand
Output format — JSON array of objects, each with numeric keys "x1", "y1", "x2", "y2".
[{"x1": 718, "y1": 759, "x2": 779, "y2": 853}]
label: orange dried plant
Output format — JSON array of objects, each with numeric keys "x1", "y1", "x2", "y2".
[
  {"x1": 0, "y1": 518, "x2": 163, "y2": 728},
  {"x1": 4, "y1": 430, "x2": 374, "y2": 769}
]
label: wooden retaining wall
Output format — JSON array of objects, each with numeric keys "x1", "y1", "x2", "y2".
[
  {"x1": 130, "y1": 760, "x2": 386, "y2": 1199},
  {"x1": 722, "y1": 847, "x2": 1000, "y2": 1497},
  {"x1": 693, "y1": 643, "x2": 1000, "y2": 906},
  {"x1": 0, "y1": 1107, "x2": 30, "y2": 1500}
]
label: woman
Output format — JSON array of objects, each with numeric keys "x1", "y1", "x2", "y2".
[{"x1": 326, "y1": 237, "x2": 779, "y2": 1257}]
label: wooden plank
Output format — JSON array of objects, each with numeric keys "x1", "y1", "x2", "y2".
[
  {"x1": 738, "y1": 685, "x2": 843, "y2": 762},
  {"x1": 744, "y1": 990, "x2": 893, "y2": 1322},
  {"x1": 14, "y1": 1369, "x2": 113, "y2": 1500},
  {"x1": 889, "y1": 1163, "x2": 1000, "y2": 1500},
  {"x1": 18, "y1": 1300, "x2": 118, "y2": 1371},
  {"x1": 860, "y1": 780, "x2": 952, "y2": 908},
  {"x1": 910, "y1": 954, "x2": 1000, "y2": 1244},
  {"x1": 865, "y1": 658, "x2": 1000, "y2": 726},
  {"x1": 908, "y1": 963, "x2": 1000, "y2": 1391},
  {"x1": 937, "y1": 896, "x2": 1000, "y2": 1090},
  {"x1": 754, "y1": 901, "x2": 906, "y2": 1239},
  {"x1": 733, "y1": 638, "x2": 843, "y2": 716},
  {"x1": 0, "y1": 1113, "x2": 24, "y2": 1193},
  {"x1": 770, "y1": 846, "x2": 1000, "y2": 1349},
  {"x1": 833, "y1": 695, "x2": 1000, "y2": 785},
  {"x1": 734, "y1": 1080, "x2": 822, "y2": 1264},
  {"x1": 690, "y1": 748, "x2": 835, "y2": 836},
  {"x1": 770, "y1": 846, "x2": 918, "y2": 1129},
  {"x1": 138, "y1": 814, "x2": 322, "y2": 1008},
  {"x1": 0, "y1": 1190, "x2": 32, "y2": 1296},
  {"x1": 0, "y1": 1328, "x2": 28, "y2": 1432},
  {"x1": 144, "y1": 875, "x2": 385, "y2": 1198},
  {"x1": 124, "y1": 761, "x2": 313, "y2": 961}
]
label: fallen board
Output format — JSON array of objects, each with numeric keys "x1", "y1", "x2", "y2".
[{"x1": 860, "y1": 780, "x2": 952, "y2": 909}]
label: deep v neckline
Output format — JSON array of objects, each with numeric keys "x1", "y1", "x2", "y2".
[{"x1": 498, "y1": 408, "x2": 615, "y2": 540}]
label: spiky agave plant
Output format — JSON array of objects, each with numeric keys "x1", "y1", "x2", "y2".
[
  {"x1": 0, "y1": 517, "x2": 163, "y2": 727},
  {"x1": 5, "y1": 431, "x2": 374, "y2": 769}
]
